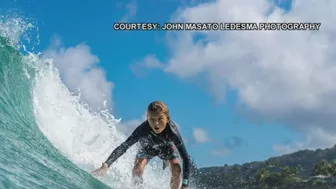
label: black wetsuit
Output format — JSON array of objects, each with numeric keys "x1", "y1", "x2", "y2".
[{"x1": 105, "y1": 120, "x2": 192, "y2": 187}]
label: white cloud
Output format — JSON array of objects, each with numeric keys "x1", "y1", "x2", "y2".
[
  {"x1": 130, "y1": 55, "x2": 164, "y2": 77},
  {"x1": 120, "y1": 1, "x2": 137, "y2": 22},
  {"x1": 193, "y1": 128, "x2": 210, "y2": 143},
  {"x1": 273, "y1": 140, "x2": 305, "y2": 155},
  {"x1": 274, "y1": 127, "x2": 336, "y2": 155},
  {"x1": 42, "y1": 36, "x2": 114, "y2": 111},
  {"x1": 139, "y1": 0, "x2": 336, "y2": 151},
  {"x1": 116, "y1": 114, "x2": 146, "y2": 136}
]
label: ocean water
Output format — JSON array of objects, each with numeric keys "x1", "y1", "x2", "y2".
[{"x1": 0, "y1": 16, "x2": 176, "y2": 189}]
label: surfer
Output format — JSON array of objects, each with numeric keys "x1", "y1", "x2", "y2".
[{"x1": 92, "y1": 101, "x2": 192, "y2": 189}]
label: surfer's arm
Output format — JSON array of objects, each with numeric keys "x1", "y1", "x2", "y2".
[
  {"x1": 175, "y1": 140, "x2": 191, "y2": 187},
  {"x1": 104, "y1": 125, "x2": 144, "y2": 167},
  {"x1": 170, "y1": 123, "x2": 192, "y2": 187}
]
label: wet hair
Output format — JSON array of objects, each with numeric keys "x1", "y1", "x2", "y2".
[{"x1": 147, "y1": 101, "x2": 170, "y2": 118}]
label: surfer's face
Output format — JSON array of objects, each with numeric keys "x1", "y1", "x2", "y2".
[{"x1": 147, "y1": 111, "x2": 169, "y2": 134}]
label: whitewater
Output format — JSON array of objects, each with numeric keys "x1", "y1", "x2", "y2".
[{"x1": 0, "y1": 16, "x2": 195, "y2": 189}]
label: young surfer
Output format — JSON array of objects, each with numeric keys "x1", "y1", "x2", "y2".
[{"x1": 92, "y1": 101, "x2": 192, "y2": 189}]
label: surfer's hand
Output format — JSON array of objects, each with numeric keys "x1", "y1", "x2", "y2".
[{"x1": 92, "y1": 163, "x2": 109, "y2": 177}]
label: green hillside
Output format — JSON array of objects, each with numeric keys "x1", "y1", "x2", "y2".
[{"x1": 192, "y1": 145, "x2": 336, "y2": 189}]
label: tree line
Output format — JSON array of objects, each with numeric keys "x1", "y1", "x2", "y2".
[{"x1": 194, "y1": 159, "x2": 336, "y2": 189}]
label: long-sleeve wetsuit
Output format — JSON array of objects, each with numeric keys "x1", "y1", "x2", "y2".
[{"x1": 104, "y1": 120, "x2": 192, "y2": 187}]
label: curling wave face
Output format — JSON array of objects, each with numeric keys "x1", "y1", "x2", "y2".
[{"x1": 0, "y1": 15, "x2": 174, "y2": 189}]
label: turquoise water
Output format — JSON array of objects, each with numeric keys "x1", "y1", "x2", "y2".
[
  {"x1": 0, "y1": 34, "x2": 113, "y2": 189},
  {"x1": 0, "y1": 16, "x2": 182, "y2": 189}
]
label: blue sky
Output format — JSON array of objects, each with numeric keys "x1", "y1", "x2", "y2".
[{"x1": 2, "y1": 0, "x2": 335, "y2": 168}]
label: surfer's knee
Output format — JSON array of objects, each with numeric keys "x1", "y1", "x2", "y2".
[{"x1": 133, "y1": 158, "x2": 147, "y2": 175}]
